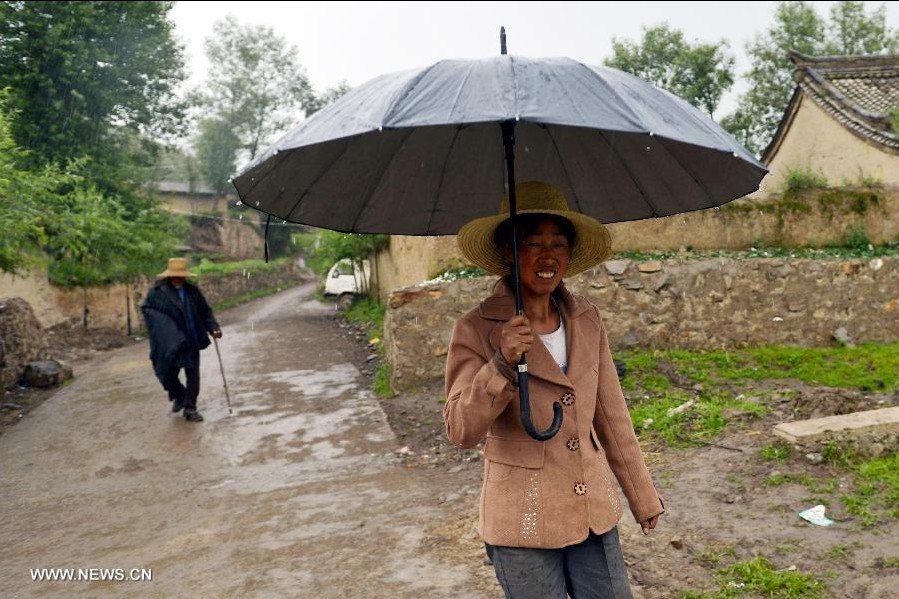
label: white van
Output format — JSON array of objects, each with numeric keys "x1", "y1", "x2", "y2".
[{"x1": 323, "y1": 259, "x2": 371, "y2": 309}]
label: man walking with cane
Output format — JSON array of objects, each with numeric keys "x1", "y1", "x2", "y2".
[{"x1": 141, "y1": 258, "x2": 222, "y2": 422}]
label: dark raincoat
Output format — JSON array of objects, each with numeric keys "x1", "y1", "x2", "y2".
[{"x1": 140, "y1": 279, "x2": 219, "y2": 380}]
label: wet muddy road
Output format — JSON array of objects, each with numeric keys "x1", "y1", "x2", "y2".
[{"x1": 0, "y1": 283, "x2": 485, "y2": 597}]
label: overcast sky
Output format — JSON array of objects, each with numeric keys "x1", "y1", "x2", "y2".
[{"x1": 169, "y1": 1, "x2": 897, "y2": 119}]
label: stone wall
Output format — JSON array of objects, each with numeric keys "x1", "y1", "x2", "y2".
[
  {"x1": 0, "y1": 261, "x2": 304, "y2": 331},
  {"x1": 374, "y1": 188, "x2": 899, "y2": 298},
  {"x1": 190, "y1": 263, "x2": 304, "y2": 308},
  {"x1": 0, "y1": 298, "x2": 44, "y2": 388},
  {"x1": 188, "y1": 217, "x2": 265, "y2": 260},
  {"x1": 0, "y1": 263, "x2": 307, "y2": 388},
  {"x1": 384, "y1": 257, "x2": 898, "y2": 393}
]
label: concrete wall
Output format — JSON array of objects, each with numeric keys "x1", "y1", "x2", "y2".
[
  {"x1": 759, "y1": 95, "x2": 899, "y2": 195},
  {"x1": 384, "y1": 257, "x2": 897, "y2": 393},
  {"x1": 373, "y1": 235, "x2": 465, "y2": 299},
  {"x1": 374, "y1": 189, "x2": 899, "y2": 298}
]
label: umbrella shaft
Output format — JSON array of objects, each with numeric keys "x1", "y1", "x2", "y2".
[
  {"x1": 501, "y1": 120, "x2": 563, "y2": 441},
  {"x1": 501, "y1": 120, "x2": 522, "y2": 316}
]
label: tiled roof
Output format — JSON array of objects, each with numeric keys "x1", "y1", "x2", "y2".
[{"x1": 762, "y1": 51, "x2": 899, "y2": 162}]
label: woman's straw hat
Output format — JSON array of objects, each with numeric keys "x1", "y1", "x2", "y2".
[
  {"x1": 157, "y1": 257, "x2": 196, "y2": 278},
  {"x1": 457, "y1": 181, "x2": 611, "y2": 276}
]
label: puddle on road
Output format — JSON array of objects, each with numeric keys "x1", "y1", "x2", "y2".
[
  {"x1": 0, "y1": 284, "x2": 485, "y2": 598},
  {"x1": 240, "y1": 283, "x2": 331, "y2": 323},
  {"x1": 203, "y1": 360, "x2": 397, "y2": 491},
  {"x1": 265, "y1": 364, "x2": 360, "y2": 399}
]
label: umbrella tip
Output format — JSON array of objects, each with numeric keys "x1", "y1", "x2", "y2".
[{"x1": 500, "y1": 26, "x2": 507, "y2": 55}]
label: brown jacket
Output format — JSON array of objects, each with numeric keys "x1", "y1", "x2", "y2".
[{"x1": 444, "y1": 280, "x2": 663, "y2": 549}]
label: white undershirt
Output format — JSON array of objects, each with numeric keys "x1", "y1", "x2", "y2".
[{"x1": 539, "y1": 319, "x2": 568, "y2": 373}]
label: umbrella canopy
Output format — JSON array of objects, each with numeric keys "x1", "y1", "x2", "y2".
[
  {"x1": 232, "y1": 53, "x2": 767, "y2": 441},
  {"x1": 233, "y1": 55, "x2": 766, "y2": 235}
]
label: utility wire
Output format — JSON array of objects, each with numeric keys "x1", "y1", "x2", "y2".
[{"x1": 165, "y1": 208, "x2": 309, "y2": 227}]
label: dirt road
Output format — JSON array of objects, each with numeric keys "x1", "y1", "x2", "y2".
[{"x1": 0, "y1": 283, "x2": 487, "y2": 598}]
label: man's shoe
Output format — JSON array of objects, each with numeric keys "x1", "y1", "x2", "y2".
[
  {"x1": 183, "y1": 409, "x2": 204, "y2": 422},
  {"x1": 171, "y1": 397, "x2": 184, "y2": 413}
]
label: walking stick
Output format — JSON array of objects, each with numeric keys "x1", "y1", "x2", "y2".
[{"x1": 212, "y1": 336, "x2": 233, "y2": 415}]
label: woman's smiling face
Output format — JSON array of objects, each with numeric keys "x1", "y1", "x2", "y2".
[{"x1": 506, "y1": 217, "x2": 571, "y2": 298}]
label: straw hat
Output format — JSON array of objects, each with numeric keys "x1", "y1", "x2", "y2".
[
  {"x1": 457, "y1": 181, "x2": 611, "y2": 276},
  {"x1": 157, "y1": 257, "x2": 195, "y2": 278}
]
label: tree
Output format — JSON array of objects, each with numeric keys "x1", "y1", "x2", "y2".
[
  {"x1": 605, "y1": 23, "x2": 735, "y2": 117},
  {"x1": 149, "y1": 146, "x2": 202, "y2": 194},
  {"x1": 193, "y1": 17, "x2": 355, "y2": 256},
  {"x1": 41, "y1": 186, "x2": 186, "y2": 327},
  {"x1": 723, "y1": 1, "x2": 898, "y2": 154},
  {"x1": 0, "y1": 1, "x2": 187, "y2": 196},
  {"x1": 311, "y1": 231, "x2": 389, "y2": 297},
  {"x1": 826, "y1": 1, "x2": 899, "y2": 54},
  {"x1": 1, "y1": 95, "x2": 183, "y2": 327},
  {"x1": 0, "y1": 102, "x2": 53, "y2": 274},
  {"x1": 304, "y1": 82, "x2": 352, "y2": 117},
  {"x1": 199, "y1": 15, "x2": 314, "y2": 163},
  {"x1": 195, "y1": 117, "x2": 242, "y2": 196}
]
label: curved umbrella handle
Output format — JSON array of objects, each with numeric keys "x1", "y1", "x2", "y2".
[{"x1": 517, "y1": 360, "x2": 563, "y2": 441}]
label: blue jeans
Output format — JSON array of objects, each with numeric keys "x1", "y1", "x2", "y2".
[{"x1": 485, "y1": 527, "x2": 633, "y2": 599}]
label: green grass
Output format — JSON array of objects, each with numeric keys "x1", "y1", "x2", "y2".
[
  {"x1": 695, "y1": 544, "x2": 738, "y2": 567},
  {"x1": 682, "y1": 557, "x2": 825, "y2": 598},
  {"x1": 760, "y1": 447, "x2": 898, "y2": 528},
  {"x1": 614, "y1": 337, "x2": 899, "y2": 523},
  {"x1": 373, "y1": 362, "x2": 393, "y2": 398},
  {"x1": 618, "y1": 343, "x2": 899, "y2": 394},
  {"x1": 784, "y1": 167, "x2": 829, "y2": 193},
  {"x1": 613, "y1": 242, "x2": 898, "y2": 262},
  {"x1": 629, "y1": 389, "x2": 766, "y2": 447},
  {"x1": 193, "y1": 256, "x2": 292, "y2": 277},
  {"x1": 344, "y1": 297, "x2": 385, "y2": 341},
  {"x1": 761, "y1": 442, "x2": 791, "y2": 462},
  {"x1": 427, "y1": 266, "x2": 487, "y2": 283},
  {"x1": 842, "y1": 452, "x2": 899, "y2": 526},
  {"x1": 343, "y1": 297, "x2": 393, "y2": 397},
  {"x1": 212, "y1": 284, "x2": 287, "y2": 312},
  {"x1": 774, "y1": 541, "x2": 802, "y2": 556},
  {"x1": 721, "y1": 557, "x2": 825, "y2": 598},
  {"x1": 823, "y1": 544, "x2": 854, "y2": 561}
]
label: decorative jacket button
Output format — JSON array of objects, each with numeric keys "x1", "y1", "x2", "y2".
[
  {"x1": 566, "y1": 437, "x2": 579, "y2": 451},
  {"x1": 574, "y1": 482, "x2": 587, "y2": 496},
  {"x1": 561, "y1": 392, "x2": 575, "y2": 406}
]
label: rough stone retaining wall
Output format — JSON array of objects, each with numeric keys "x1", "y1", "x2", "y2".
[
  {"x1": 189, "y1": 264, "x2": 305, "y2": 309},
  {"x1": 0, "y1": 298, "x2": 44, "y2": 388},
  {"x1": 0, "y1": 263, "x2": 307, "y2": 387},
  {"x1": 0, "y1": 262, "x2": 304, "y2": 331},
  {"x1": 375, "y1": 188, "x2": 899, "y2": 298},
  {"x1": 385, "y1": 257, "x2": 897, "y2": 393}
]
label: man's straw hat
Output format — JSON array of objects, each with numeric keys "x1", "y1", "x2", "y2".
[
  {"x1": 457, "y1": 181, "x2": 611, "y2": 276},
  {"x1": 157, "y1": 257, "x2": 195, "y2": 278}
]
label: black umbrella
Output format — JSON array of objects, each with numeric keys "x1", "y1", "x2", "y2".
[{"x1": 233, "y1": 30, "x2": 767, "y2": 440}]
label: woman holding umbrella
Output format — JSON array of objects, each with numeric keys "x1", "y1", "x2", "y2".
[{"x1": 444, "y1": 181, "x2": 663, "y2": 598}]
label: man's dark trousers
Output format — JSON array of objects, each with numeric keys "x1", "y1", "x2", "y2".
[{"x1": 159, "y1": 351, "x2": 200, "y2": 411}]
